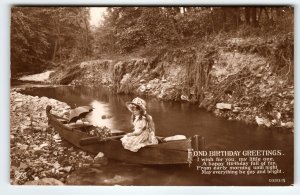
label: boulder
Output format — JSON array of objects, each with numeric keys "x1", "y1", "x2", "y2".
[{"x1": 216, "y1": 103, "x2": 232, "y2": 110}]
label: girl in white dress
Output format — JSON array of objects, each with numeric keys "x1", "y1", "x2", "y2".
[{"x1": 121, "y1": 97, "x2": 158, "y2": 152}]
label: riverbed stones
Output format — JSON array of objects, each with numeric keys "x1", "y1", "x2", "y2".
[{"x1": 10, "y1": 90, "x2": 99, "y2": 185}]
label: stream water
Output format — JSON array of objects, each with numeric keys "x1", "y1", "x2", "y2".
[{"x1": 19, "y1": 85, "x2": 293, "y2": 186}]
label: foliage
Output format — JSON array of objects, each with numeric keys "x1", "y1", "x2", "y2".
[
  {"x1": 94, "y1": 7, "x2": 293, "y2": 55},
  {"x1": 11, "y1": 6, "x2": 294, "y2": 79},
  {"x1": 11, "y1": 7, "x2": 92, "y2": 76},
  {"x1": 11, "y1": 7, "x2": 51, "y2": 75}
]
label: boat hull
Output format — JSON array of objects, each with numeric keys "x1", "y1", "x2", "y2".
[{"x1": 47, "y1": 106, "x2": 192, "y2": 165}]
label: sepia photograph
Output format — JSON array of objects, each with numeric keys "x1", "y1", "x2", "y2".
[{"x1": 10, "y1": 6, "x2": 294, "y2": 186}]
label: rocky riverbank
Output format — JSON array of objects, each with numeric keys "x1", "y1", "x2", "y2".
[
  {"x1": 10, "y1": 89, "x2": 108, "y2": 185},
  {"x1": 48, "y1": 36, "x2": 293, "y2": 130}
]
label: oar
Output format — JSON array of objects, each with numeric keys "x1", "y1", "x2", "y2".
[{"x1": 79, "y1": 135, "x2": 125, "y2": 146}]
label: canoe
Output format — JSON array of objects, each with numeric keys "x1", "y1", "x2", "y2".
[{"x1": 46, "y1": 105, "x2": 204, "y2": 165}]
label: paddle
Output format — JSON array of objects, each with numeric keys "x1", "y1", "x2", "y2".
[{"x1": 79, "y1": 135, "x2": 125, "y2": 146}]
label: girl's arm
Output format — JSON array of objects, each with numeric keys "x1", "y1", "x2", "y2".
[{"x1": 127, "y1": 117, "x2": 147, "y2": 136}]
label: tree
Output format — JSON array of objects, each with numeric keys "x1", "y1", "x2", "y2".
[
  {"x1": 11, "y1": 7, "x2": 93, "y2": 76},
  {"x1": 11, "y1": 7, "x2": 51, "y2": 75}
]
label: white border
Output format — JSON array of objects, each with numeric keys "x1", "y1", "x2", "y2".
[{"x1": 1, "y1": 1, "x2": 299, "y2": 195}]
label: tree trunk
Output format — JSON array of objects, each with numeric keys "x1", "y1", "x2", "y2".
[
  {"x1": 245, "y1": 7, "x2": 251, "y2": 25},
  {"x1": 251, "y1": 7, "x2": 258, "y2": 27},
  {"x1": 210, "y1": 10, "x2": 215, "y2": 34},
  {"x1": 222, "y1": 8, "x2": 227, "y2": 30},
  {"x1": 52, "y1": 39, "x2": 58, "y2": 61},
  {"x1": 83, "y1": 17, "x2": 90, "y2": 56}
]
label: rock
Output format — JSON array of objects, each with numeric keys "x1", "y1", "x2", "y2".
[
  {"x1": 53, "y1": 162, "x2": 61, "y2": 169},
  {"x1": 94, "y1": 152, "x2": 104, "y2": 160},
  {"x1": 216, "y1": 103, "x2": 232, "y2": 110},
  {"x1": 19, "y1": 162, "x2": 29, "y2": 170},
  {"x1": 15, "y1": 98, "x2": 23, "y2": 102},
  {"x1": 138, "y1": 85, "x2": 146, "y2": 93},
  {"x1": 68, "y1": 147, "x2": 74, "y2": 151},
  {"x1": 60, "y1": 166, "x2": 73, "y2": 173},
  {"x1": 103, "y1": 175, "x2": 132, "y2": 185},
  {"x1": 25, "y1": 178, "x2": 64, "y2": 185},
  {"x1": 83, "y1": 156, "x2": 94, "y2": 163},
  {"x1": 271, "y1": 119, "x2": 277, "y2": 125},
  {"x1": 33, "y1": 149, "x2": 44, "y2": 156},
  {"x1": 140, "y1": 79, "x2": 146, "y2": 83},
  {"x1": 146, "y1": 84, "x2": 152, "y2": 90},
  {"x1": 232, "y1": 107, "x2": 241, "y2": 113},
  {"x1": 53, "y1": 134, "x2": 62, "y2": 142},
  {"x1": 285, "y1": 122, "x2": 294, "y2": 128},
  {"x1": 255, "y1": 116, "x2": 271, "y2": 127},
  {"x1": 39, "y1": 143, "x2": 49, "y2": 149},
  {"x1": 180, "y1": 95, "x2": 189, "y2": 101},
  {"x1": 17, "y1": 143, "x2": 28, "y2": 150},
  {"x1": 255, "y1": 116, "x2": 264, "y2": 126}
]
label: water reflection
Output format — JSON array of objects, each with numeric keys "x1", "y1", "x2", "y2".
[
  {"x1": 85, "y1": 100, "x2": 115, "y2": 129},
  {"x1": 19, "y1": 85, "x2": 294, "y2": 185}
]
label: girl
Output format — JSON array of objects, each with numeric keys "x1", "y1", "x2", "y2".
[{"x1": 121, "y1": 97, "x2": 158, "y2": 152}]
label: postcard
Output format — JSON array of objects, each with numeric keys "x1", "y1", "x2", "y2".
[{"x1": 10, "y1": 6, "x2": 294, "y2": 186}]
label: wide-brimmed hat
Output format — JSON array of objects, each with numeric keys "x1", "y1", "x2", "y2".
[{"x1": 126, "y1": 97, "x2": 146, "y2": 112}]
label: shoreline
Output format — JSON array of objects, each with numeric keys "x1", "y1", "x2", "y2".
[
  {"x1": 13, "y1": 81, "x2": 294, "y2": 131},
  {"x1": 10, "y1": 89, "x2": 107, "y2": 185}
]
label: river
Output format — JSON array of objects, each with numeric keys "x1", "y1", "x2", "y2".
[{"x1": 18, "y1": 85, "x2": 293, "y2": 186}]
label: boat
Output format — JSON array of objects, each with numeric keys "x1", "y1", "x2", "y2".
[{"x1": 46, "y1": 105, "x2": 205, "y2": 165}]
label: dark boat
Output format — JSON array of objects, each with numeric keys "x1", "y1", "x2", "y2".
[{"x1": 46, "y1": 105, "x2": 204, "y2": 165}]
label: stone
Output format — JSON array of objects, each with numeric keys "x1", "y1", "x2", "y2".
[
  {"x1": 39, "y1": 143, "x2": 49, "y2": 149},
  {"x1": 285, "y1": 122, "x2": 294, "y2": 128},
  {"x1": 255, "y1": 116, "x2": 264, "y2": 126},
  {"x1": 103, "y1": 175, "x2": 132, "y2": 185},
  {"x1": 139, "y1": 85, "x2": 146, "y2": 92},
  {"x1": 17, "y1": 143, "x2": 28, "y2": 150},
  {"x1": 216, "y1": 103, "x2": 232, "y2": 110},
  {"x1": 180, "y1": 95, "x2": 189, "y2": 101},
  {"x1": 25, "y1": 178, "x2": 64, "y2": 185},
  {"x1": 60, "y1": 166, "x2": 73, "y2": 173},
  {"x1": 232, "y1": 107, "x2": 241, "y2": 113},
  {"x1": 93, "y1": 152, "x2": 107, "y2": 165},
  {"x1": 53, "y1": 162, "x2": 61, "y2": 169},
  {"x1": 255, "y1": 116, "x2": 271, "y2": 127},
  {"x1": 146, "y1": 84, "x2": 152, "y2": 90},
  {"x1": 83, "y1": 156, "x2": 94, "y2": 163},
  {"x1": 19, "y1": 162, "x2": 29, "y2": 170}
]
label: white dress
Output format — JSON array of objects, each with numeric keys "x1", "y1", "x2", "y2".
[{"x1": 121, "y1": 115, "x2": 158, "y2": 152}]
